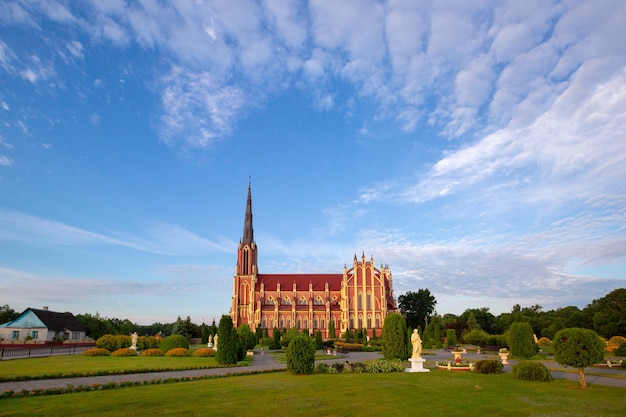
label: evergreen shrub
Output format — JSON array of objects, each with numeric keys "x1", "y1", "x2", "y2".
[
  {"x1": 315, "y1": 363, "x2": 329, "y2": 373},
  {"x1": 508, "y1": 322, "x2": 539, "y2": 358},
  {"x1": 381, "y1": 312, "x2": 408, "y2": 360},
  {"x1": 511, "y1": 361, "x2": 553, "y2": 382},
  {"x1": 111, "y1": 348, "x2": 137, "y2": 357},
  {"x1": 286, "y1": 335, "x2": 315, "y2": 375},
  {"x1": 165, "y1": 348, "x2": 191, "y2": 357},
  {"x1": 83, "y1": 348, "x2": 111, "y2": 356},
  {"x1": 474, "y1": 360, "x2": 503, "y2": 374},
  {"x1": 159, "y1": 334, "x2": 190, "y2": 353},
  {"x1": 96, "y1": 334, "x2": 117, "y2": 352},
  {"x1": 446, "y1": 329, "x2": 457, "y2": 346},
  {"x1": 192, "y1": 348, "x2": 216, "y2": 357},
  {"x1": 141, "y1": 348, "x2": 164, "y2": 357},
  {"x1": 216, "y1": 315, "x2": 245, "y2": 365}
]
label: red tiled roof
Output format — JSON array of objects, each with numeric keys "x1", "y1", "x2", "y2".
[{"x1": 257, "y1": 274, "x2": 343, "y2": 291}]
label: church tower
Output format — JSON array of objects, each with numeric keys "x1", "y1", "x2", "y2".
[{"x1": 230, "y1": 183, "x2": 258, "y2": 328}]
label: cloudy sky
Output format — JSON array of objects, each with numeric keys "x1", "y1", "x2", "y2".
[{"x1": 1, "y1": 0, "x2": 624, "y2": 325}]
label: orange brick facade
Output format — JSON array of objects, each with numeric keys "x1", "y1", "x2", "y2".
[{"x1": 230, "y1": 185, "x2": 397, "y2": 338}]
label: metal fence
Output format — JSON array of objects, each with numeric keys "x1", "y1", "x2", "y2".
[{"x1": 0, "y1": 344, "x2": 95, "y2": 360}]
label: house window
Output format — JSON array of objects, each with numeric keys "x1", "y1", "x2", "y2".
[
  {"x1": 11, "y1": 331, "x2": 19, "y2": 340},
  {"x1": 31, "y1": 331, "x2": 39, "y2": 340}
]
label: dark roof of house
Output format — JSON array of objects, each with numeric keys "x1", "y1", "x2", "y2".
[{"x1": 29, "y1": 308, "x2": 86, "y2": 332}]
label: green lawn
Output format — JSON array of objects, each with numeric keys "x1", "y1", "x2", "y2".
[
  {"x1": 0, "y1": 355, "x2": 221, "y2": 379},
  {"x1": 1, "y1": 370, "x2": 624, "y2": 416}
]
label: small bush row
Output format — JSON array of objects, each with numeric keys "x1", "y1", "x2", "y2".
[
  {"x1": 112, "y1": 348, "x2": 137, "y2": 357},
  {"x1": 193, "y1": 348, "x2": 216, "y2": 357},
  {"x1": 315, "y1": 359, "x2": 405, "y2": 374},
  {"x1": 83, "y1": 348, "x2": 111, "y2": 356},
  {"x1": 0, "y1": 369, "x2": 284, "y2": 400}
]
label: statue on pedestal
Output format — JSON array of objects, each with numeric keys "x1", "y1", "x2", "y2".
[{"x1": 411, "y1": 329, "x2": 422, "y2": 359}]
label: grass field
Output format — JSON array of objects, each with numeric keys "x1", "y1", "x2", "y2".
[
  {"x1": 0, "y1": 355, "x2": 221, "y2": 379},
  {"x1": 1, "y1": 370, "x2": 625, "y2": 416}
]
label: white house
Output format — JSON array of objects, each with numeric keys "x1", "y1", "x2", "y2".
[{"x1": 0, "y1": 307, "x2": 86, "y2": 343}]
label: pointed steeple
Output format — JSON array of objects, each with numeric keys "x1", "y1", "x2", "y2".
[{"x1": 242, "y1": 181, "x2": 254, "y2": 245}]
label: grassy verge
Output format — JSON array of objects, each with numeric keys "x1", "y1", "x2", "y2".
[
  {"x1": 1, "y1": 370, "x2": 624, "y2": 416},
  {"x1": 0, "y1": 356, "x2": 222, "y2": 380}
]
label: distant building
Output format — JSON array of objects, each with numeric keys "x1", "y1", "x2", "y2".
[
  {"x1": 230, "y1": 185, "x2": 397, "y2": 338},
  {"x1": 0, "y1": 307, "x2": 86, "y2": 342}
]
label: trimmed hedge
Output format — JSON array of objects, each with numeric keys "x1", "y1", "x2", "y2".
[
  {"x1": 159, "y1": 335, "x2": 190, "y2": 353},
  {"x1": 82, "y1": 348, "x2": 111, "y2": 356},
  {"x1": 165, "y1": 348, "x2": 191, "y2": 357},
  {"x1": 111, "y1": 348, "x2": 137, "y2": 357},
  {"x1": 511, "y1": 361, "x2": 553, "y2": 382},
  {"x1": 474, "y1": 360, "x2": 503, "y2": 374},
  {"x1": 192, "y1": 348, "x2": 216, "y2": 357},
  {"x1": 141, "y1": 348, "x2": 164, "y2": 357}
]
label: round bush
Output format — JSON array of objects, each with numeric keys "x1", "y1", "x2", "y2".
[
  {"x1": 475, "y1": 360, "x2": 503, "y2": 374},
  {"x1": 192, "y1": 348, "x2": 216, "y2": 357},
  {"x1": 83, "y1": 348, "x2": 111, "y2": 356},
  {"x1": 511, "y1": 361, "x2": 553, "y2": 382},
  {"x1": 96, "y1": 334, "x2": 117, "y2": 352},
  {"x1": 159, "y1": 334, "x2": 190, "y2": 353},
  {"x1": 140, "y1": 348, "x2": 164, "y2": 357},
  {"x1": 286, "y1": 335, "x2": 315, "y2": 375},
  {"x1": 165, "y1": 348, "x2": 191, "y2": 357},
  {"x1": 111, "y1": 348, "x2": 137, "y2": 357}
]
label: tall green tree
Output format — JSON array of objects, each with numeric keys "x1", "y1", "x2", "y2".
[
  {"x1": 553, "y1": 328, "x2": 604, "y2": 389},
  {"x1": 381, "y1": 312, "x2": 408, "y2": 360},
  {"x1": 398, "y1": 289, "x2": 436, "y2": 331},
  {"x1": 583, "y1": 288, "x2": 626, "y2": 338},
  {"x1": 0, "y1": 305, "x2": 19, "y2": 324},
  {"x1": 216, "y1": 315, "x2": 244, "y2": 365},
  {"x1": 286, "y1": 336, "x2": 315, "y2": 375}
]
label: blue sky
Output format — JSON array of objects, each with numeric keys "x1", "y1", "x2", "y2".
[{"x1": 1, "y1": 0, "x2": 625, "y2": 325}]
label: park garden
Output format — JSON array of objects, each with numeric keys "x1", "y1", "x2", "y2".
[{"x1": 1, "y1": 311, "x2": 625, "y2": 416}]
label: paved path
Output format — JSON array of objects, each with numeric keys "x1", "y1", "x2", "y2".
[{"x1": 0, "y1": 350, "x2": 623, "y2": 394}]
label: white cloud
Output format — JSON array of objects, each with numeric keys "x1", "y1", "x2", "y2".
[{"x1": 0, "y1": 155, "x2": 13, "y2": 167}]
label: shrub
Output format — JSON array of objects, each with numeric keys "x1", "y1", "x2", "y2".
[
  {"x1": 237, "y1": 324, "x2": 257, "y2": 351},
  {"x1": 141, "y1": 348, "x2": 164, "y2": 357},
  {"x1": 553, "y1": 327, "x2": 605, "y2": 389},
  {"x1": 111, "y1": 348, "x2": 137, "y2": 357},
  {"x1": 507, "y1": 322, "x2": 538, "y2": 358},
  {"x1": 475, "y1": 360, "x2": 503, "y2": 374},
  {"x1": 286, "y1": 335, "x2": 315, "y2": 375},
  {"x1": 613, "y1": 342, "x2": 626, "y2": 357},
  {"x1": 315, "y1": 363, "x2": 329, "y2": 373},
  {"x1": 607, "y1": 336, "x2": 626, "y2": 353},
  {"x1": 83, "y1": 348, "x2": 110, "y2": 356},
  {"x1": 270, "y1": 328, "x2": 281, "y2": 350},
  {"x1": 192, "y1": 348, "x2": 216, "y2": 357},
  {"x1": 511, "y1": 361, "x2": 553, "y2": 382},
  {"x1": 315, "y1": 330, "x2": 324, "y2": 350},
  {"x1": 96, "y1": 334, "x2": 117, "y2": 352},
  {"x1": 537, "y1": 337, "x2": 552, "y2": 346},
  {"x1": 382, "y1": 312, "x2": 408, "y2": 360},
  {"x1": 138, "y1": 336, "x2": 159, "y2": 350},
  {"x1": 216, "y1": 315, "x2": 245, "y2": 365},
  {"x1": 463, "y1": 329, "x2": 489, "y2": 347},
  {"x1": 365, "y1": 359, "x2": 405, "y2": 373},
  {"x1": 159, "y1": 334, "x2": 190, "y2": 353},
  {"x1": 281, "y1": 328, "x2": 301, "y2": 348},
  {"x1": 165, "y1": 348, "x2": 191, "y2": 357},
  {"x1": 334, "y1": 342, "x2": 363, "y2": 352},
  {"x1": 446, "y1": 329, "x2": 457, "y2": 346}
]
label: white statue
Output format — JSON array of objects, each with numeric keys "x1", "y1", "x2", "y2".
[
  {"x1": 130, "y1": 332, "x2": 138, "y2": 350},
  {"x1": 214, "y1": 334, "x2": 218, "y2": 351},
  {"x1": 411, "y1": 329, "x2": 422, "y2": 359},
  {"x1": 208, "y1": 335, "x2": 213, "y2": 347}
]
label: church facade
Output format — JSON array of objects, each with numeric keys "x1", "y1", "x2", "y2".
[{"x1": 230, "y1": 185, "x2": 397, "y2": 338}]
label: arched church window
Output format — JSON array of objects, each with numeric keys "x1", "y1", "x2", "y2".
[
  {"x1": 375, "y1": 315, "x2": 381, "y2": 328},
  {"x1": 357, "y1": 291, "x2": 362, "y2": 309},
  {"x1": 358, "y1": 315, "x2": 363, "y2": 329},
  {"x1": 262, "y1": 317, "x2": 267, "y2": 328},
  {"x1": 298, "y1": 297, "x2": 307, "y2": 305},
  {"x1": 314, "y1": 296, "x2": 324, "y2": 305},
  {"x1": 349, "y1": 315, "x2": 354, "y2": 329},
  {"x1": 265, "y1": 297, "x2": 275, "y2": 305},
  {"x1": 304, "y1": 318, "x2": 308, "y2": 328},
  {"x1": 282, "y1": 297, "x2": 291, "y2": 305},
  {"x1": 279, "y1": 317, "x2": 284, "y2": 329},
  {"x1": 296, "y1": 317, "x2": 301, "y2": 329},
  {"x1": 286, "y1": 318, "x2": 291, "y2": 328},
  {"x1": 313, "y1": 317, "x2": 318, "y2": 329},
  {"x1": 366, "y1": 291, "x2": 372, "y2": 309}
]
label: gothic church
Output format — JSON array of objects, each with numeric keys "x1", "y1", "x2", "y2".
[{"x1": 230, "y1": 185, "x2": 397, "y2": 338}]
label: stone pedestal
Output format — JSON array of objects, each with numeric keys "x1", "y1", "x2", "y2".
[{"x1": 405, "y1": 357, "x2": 430, "y2": 373}]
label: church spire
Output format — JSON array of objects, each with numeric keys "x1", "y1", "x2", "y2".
[{"x1": 242, "y1": 181, "x2": 254, "y2": 245}]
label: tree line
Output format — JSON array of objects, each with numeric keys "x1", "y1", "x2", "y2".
[{"x1": 398, "y1": 287, "x2": 625, "y2": 341}]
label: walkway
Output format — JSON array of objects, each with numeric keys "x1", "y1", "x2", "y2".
[{"x1": 0, "y1": 350, "x2": 623, "y2": 395}]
